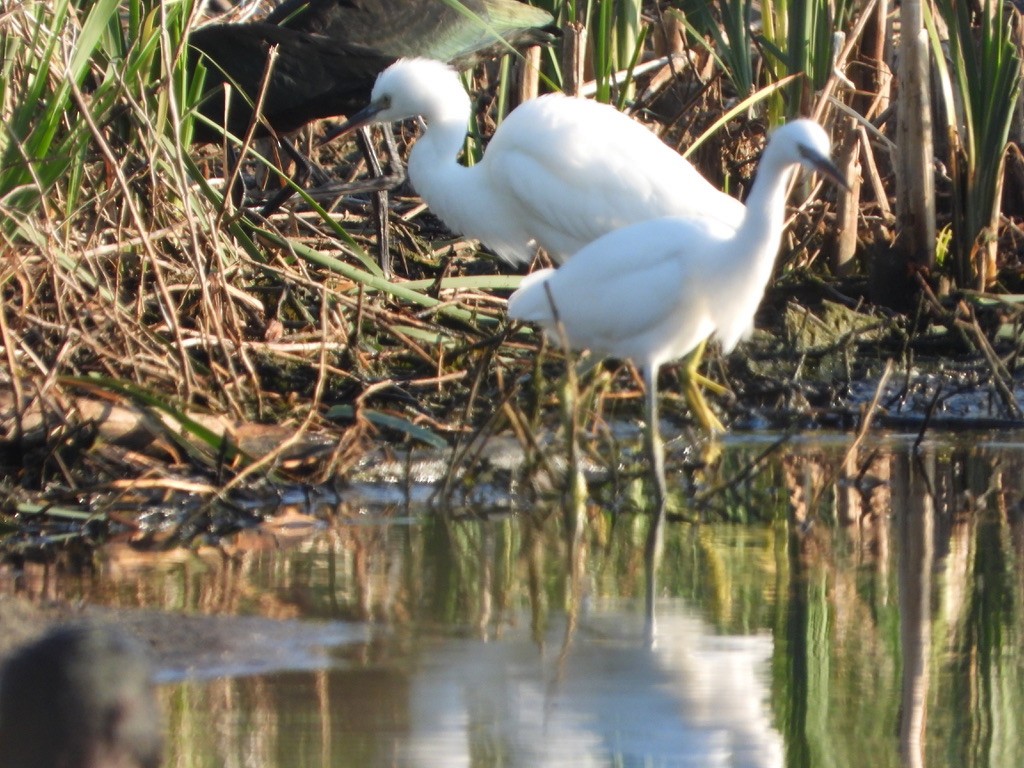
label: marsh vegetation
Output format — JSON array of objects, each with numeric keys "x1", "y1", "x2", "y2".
[
  {"x1": 1, "y1": 0, "x2": 1023, "y2": 548},
  {"x1": 3, "y1": 5, "x2": 1024, "y2": 766}
]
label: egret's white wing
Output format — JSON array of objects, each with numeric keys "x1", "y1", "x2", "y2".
[
  {"x1": 486, "y1": 96, "x2": 743, "y2": 261},
  {"x1": 509, "y1": 218, "x2": 724, "y2": 360}
]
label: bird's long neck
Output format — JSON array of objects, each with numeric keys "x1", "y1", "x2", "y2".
[
  {"x1": 731, "y1": 152, "x2": 800, "y2": 283},
  {"x1": 407, "y1": 110, "x2": 486, "y2": 236},
  {"x1": 408, "y1": 113, "x2": 468, "y2": 183}
]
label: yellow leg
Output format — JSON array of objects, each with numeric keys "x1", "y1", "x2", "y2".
[
  {"x1": 683, "y1": 372, "x2": 725, "y2": 435},
  {"x1": 690, "y1": 370, "x2": 730, "y2": 397},
  {"x1": 680, "y1": 339, "x2": 728, "y2": 435}
]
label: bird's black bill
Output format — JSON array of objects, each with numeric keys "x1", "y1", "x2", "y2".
[
  {"x1": 319, "y1": 100, "x2": 387, "y2": 147},
  {"x1": 800, "y1": 146, "x2": 851, "y2": 191}
]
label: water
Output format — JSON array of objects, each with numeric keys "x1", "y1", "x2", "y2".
[{"x1": 4, "y1": 431, "x2": 1024, "y2": 767}]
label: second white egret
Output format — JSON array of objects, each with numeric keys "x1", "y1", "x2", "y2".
[
  {"x1": 332, "y1": 57, "x2": 746, "y2": 266},
  {"x1": 507, "y1": 119, "x2": 848, "y2": 510}
]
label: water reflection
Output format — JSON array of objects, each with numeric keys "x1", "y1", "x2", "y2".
[
  {"x1": 400, "y1": 603, "x2": 781, "y2": 767},
  {"x1": 2, "y1": 434, "x2": 1023, "y2": 767},
  {"x1": 156, "y1": 599, "x2": 780, "y2": 768},
  {"x1": 774, "y1": 436, "x2": 1024, "y2": 768},
  {"x1": 895, "y1": 452, "x2": 932, "y2": 768}
]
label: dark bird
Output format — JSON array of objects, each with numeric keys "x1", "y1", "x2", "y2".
[
  {"x1": 266, "y1": 0, "x2": 556, "y2": 67},
  {"x1": 187, "y1": 0, "x2": 555, "y2": 154},
  {"x1": 0, "y1": 624, "x2": 163, "y2": 768},
  {"x1": 186, "y1": 0, "x2": 556, "y2": 269},
  {"x1": 187, "y1": 21, "x2": 395, "y2": 145}
]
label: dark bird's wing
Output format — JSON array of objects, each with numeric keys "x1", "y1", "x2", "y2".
[
  {"x1": 188, "y1": 22, "x2": 394, "y2": 142},
  {"x1": 267, "y1": 0, "x2": 556, "y2": 68}
]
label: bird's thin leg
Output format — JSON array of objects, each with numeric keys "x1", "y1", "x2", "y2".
[
  {"x1": 542, "y1": 282, "x2": 589, "y2": 517},
  {"x1": 357, "y1": 126, "x2": 392, "y2": 278},
  {"x1": 643, "y1": 364, "x2": 667, "y2": 645},
  {"x1": 260, "y1": 129, "x2": 405, "y2": 220},
  {"x1": 287, "y1": 135, "x2": 332, "y2": 187},
  {"x1": 689, "y1": 370, "x2": 730, "y2": 396},
  {"x1": 644, "y1": 365, "x2": 668, "y2": 514},
  {"x1": 380, "y1": 123, "x2": 406, "y2": 187},
  {"x1": 683, "y1": 375, "x2": 724, "y2": 435},
  {"x1": 682, "y1": 339, "x2": 731, "y2": 394},
  {"x1": 681, "y1": 339, "x2": 725, "y2": 434},
  {"x1": 259, "y1": 137, "x2": 327, "y2": 216}
]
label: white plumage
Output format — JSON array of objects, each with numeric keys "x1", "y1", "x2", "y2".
[
  {"x1": 340, "y1": 57, "x2": 745, "y2": 265},
  {"x1": 508, "y1": 119, "x2": 847, "y2": 507}
]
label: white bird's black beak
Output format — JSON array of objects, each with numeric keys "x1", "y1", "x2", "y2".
[
  {"x1": 319, "y1": 97, "x2": 390, "y2": 147},
  {"x1": 799, "y1": 144, "x2": 851, "y2": 191}
]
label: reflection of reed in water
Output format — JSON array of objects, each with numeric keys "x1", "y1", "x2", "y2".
[
  {"x1": 894, "y1": 451, "x2": 933, "y2": 768},
  {"x1": 782, "y1": 448, "x2": 890, "y2": 562}
]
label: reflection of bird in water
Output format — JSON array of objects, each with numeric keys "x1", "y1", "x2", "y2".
[
  {"x1": 337, "y1": 56, "x2": 746, "y2": 266},
  {"x1": 403, "y1": 604, "x2": 783, "y2": 767},
  {"x1": 0, "y1": 624, "x2": 163, "y2": 768},
  {"x1": 508, "y1": 120, "x2": 848, "y2": 507}
]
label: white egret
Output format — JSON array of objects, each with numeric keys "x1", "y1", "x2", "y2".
[
  {"x1": 332, "y1": 57, "x2": 746, "y2": 266},
  {"x1": 507, "y1": 119, "x2": 848, "y2": 510}
]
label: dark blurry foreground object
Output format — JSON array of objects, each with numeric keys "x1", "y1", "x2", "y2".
[{"x1": 0, "y1": 624, "x2": 163, "y2": 768}]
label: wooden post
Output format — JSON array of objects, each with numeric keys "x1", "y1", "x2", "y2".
[
  {"x1": 561, "y1": 23, "x2": 587, "y2": 97},
  {"x1": 832, "y1": 120, "x2": 863, "y2": 276},
  {"x1": 515, "y1": 46, "x2": 542, "y2": 104},
  {"x1": 895, "y1": 0, "x2": 936, "y2": 273}
]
